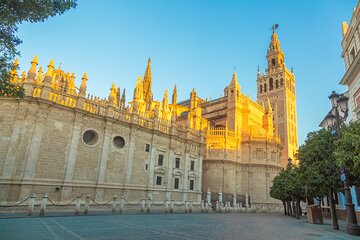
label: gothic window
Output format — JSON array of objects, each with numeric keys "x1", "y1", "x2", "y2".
[
  {"x1": 158, "y1": 154, "x2": 164, "y2": 166},
  {"x1": 264, "y1": 83, "x2": 267, "y2": 92},
  {"x1": 175, "y1": 158, "x2": 180, "y2": 169},
  {"x1": 272, "y1": 58, "x2": 276, "y2": 66},
  {"x1": 269, "y1": 78, "x2": 273, "y2": 90},
  {"x1": 145, "y1": 143, "x2": 150, "y2": 152},
  {"x1": 350, "y1": 48, "x2": 355, "y2": 63},
  {"x1": 260, "y1": 85, "x2": 263, "y2": 93},
  {"x1": 280, "y1": 78, "x2": 284, "y2": 87},
  {"x1": 189, "y1": 179, "x2": 195, "y2": 190},
  {"x1": 190, "y1": 160, "x2": 195, "y2": 171},
  {"x1": 276, "y1": 80, "x2": 279, "y2": 89},
  {"x1": 156, "y1": 176, "x2": 162, "y2": 185},
  {"x1": 174, "y1": 178, "x2": 179, "y2": 189}
]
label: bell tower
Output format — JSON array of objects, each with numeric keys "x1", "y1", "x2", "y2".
[{"x1": 257, "y1": 28, "x2": 298, "y2": 166}]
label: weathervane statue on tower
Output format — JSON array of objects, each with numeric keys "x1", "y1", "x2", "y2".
[{"x1": 272, "y1": 24, "x2": 279, "y2": 33}]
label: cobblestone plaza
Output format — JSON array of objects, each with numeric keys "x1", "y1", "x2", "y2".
[{"x1": 0, "y1": 213, "x2": 358, "y2": 240}]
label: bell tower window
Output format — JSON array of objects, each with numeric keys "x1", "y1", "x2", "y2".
[
  {"x1": 276, "y1": 80, "x2": 279, "y2": 89},
  {"x1": 260, "y1": 85, "x2": 263, "y2": 93},
  {"x1": 264, "y1": 83, "x2": 267, "y2": 92},
  {"x1": 272, "y1": 58, "x2": 276, "y2": 66},
  {"x1": 269, "y1": 78, "x2": 273, "y2": 90}
]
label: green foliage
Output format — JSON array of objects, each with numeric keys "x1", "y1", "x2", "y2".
[
  {"x1": 0, "y1": 0, "x2": 77, "y2": 97},
  {"x1": 297, "y1": 129, "x2": 342, "y2": 199},
  {"x1": 335, "y1": 121, "x2": 360, "y2": 187},
  {"x1": 270, "y1": 163, "x2": 305, "y2": 202}
]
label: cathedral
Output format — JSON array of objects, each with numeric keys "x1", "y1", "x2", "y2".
[{"x1": 0, "y1": 30, "x2": 297, "y2": 209}]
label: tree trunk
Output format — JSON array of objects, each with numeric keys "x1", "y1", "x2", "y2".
[
  {"x1": 282, "y1": 200, "x2": 287, "y2": 215},
  {"x1": 295, "y1": 198, "x2": 300, "y2": 219},
  {"x1": 292, "y1": 198, "x2": 296, "y2": 218},
  {"x1": 329, "y1": 189, "x2": 339, "y2": 230},
  {"x1": 288, "y1": 200, "x2": 292, "y2": 217}
]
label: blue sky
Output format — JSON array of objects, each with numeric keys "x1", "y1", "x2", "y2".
[{"x1": 17, "y1": 0, "x2": 356, "y2": 144}]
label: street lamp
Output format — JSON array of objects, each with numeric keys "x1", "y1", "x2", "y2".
[{"x1": 325, "y1": 91, "x2": 360, "y2": 236}]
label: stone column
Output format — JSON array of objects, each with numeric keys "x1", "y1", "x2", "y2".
[
  {"x1": 196, "y1": 155, "x2": 203, "y2": 202},
  {"x1": 2, "y1": 102, "x2": 30, "y2": 179},
  {"x1": 95, "y1": 121, "x2": 113, "y2": 200},
  {"x1": 20, "y1": 105, "x2": 48, "y2": 199},
  {"x1": 147, "y1": 145, "x2": 157, "y2": 188},
  {"x1": 122, "y1": 113, "x2": 138, "y2": 197},
  {"x1": 166, "y1": 149, "x2": 175, "y2": 193},
  {"x1": 182, "y1": 153, "x2": 190, "y2": 202},
  {"x1": 61, "y1": 113, "x2": 83, "y2": 201}
]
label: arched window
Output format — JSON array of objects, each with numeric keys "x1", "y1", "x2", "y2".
[
  {"x1": 260, "y1": 85, "x2": 263, "y2": 93},
  {"x1": 269, "y1": 78, "x2": 273, "y2": 90},
  {"x1": 264, "y1": 83, "x2": 267, "y2": 92},
  {"x1": 280, "y1": 78, "x2": 284, "y2": 87},
  {"x1": 272, "y1": 58, "x2": 276, "y2": 66},
  {"x1": 276, "y1": 80, "x2": 279, "y2": 89}
]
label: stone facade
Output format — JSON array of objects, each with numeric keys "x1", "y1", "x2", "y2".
[
  {"x1": 0, "y1": 30, "x2": 298, "y2": 207},
  {"x1": 0, "y1": 58, "x2": 205, "y2": 204},
  {"x1": 340, "y1": 2, "x2": 360, "y2": 121}
]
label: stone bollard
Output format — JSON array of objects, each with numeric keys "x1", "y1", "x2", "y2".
[
  {"x1": 165, "y1": 199, "x2": 169, "y2": 213},
  {"x1": 205, "y1": 200, "x2": 208, "y2": 213},
  {"x1": 39, "y1": 194, "x2": 48, "y2": 216},
  {"x1": 200, "y1": 200, "x2": 204, "y2": 213},
  {"x1": 84, "y1": 196, "x2": 90, "y2": 214},
  {"x1": 215, "y1": 201, "x2": 219, "y2": 212},
  {"x1": 112, "y1": 196, "x2": 117, "y2": 214},
  {"x1": 237, "y1": 202, "x2": 240, "y2": 213},
  {"x1": 75, "y1": 194, "x2": 81, "y2": 215},
  {"x1": 170, "y1": 200, "x2": 174, "y2": 213},
  {"x1": 27, "y1": 193, "x2": 36, "y2": 216},
  {"x1": 189, "y1": 201, "x2": 193, "y2": 213},
  {"x1": 146, "y1": 197, "x2": 151, "y2": 213},
  {"x1": 119, "y1": 197, "x2": 124, "y2": 214},
  {"x1": 184, "y1": 201, "x2": 188, "y2": 213},
  {"x1": 141, "y1": 199, "x2": 145, "y2": 213},
  {"x1": 245, "y1": 193, "x2": 249, "y2": 209}
]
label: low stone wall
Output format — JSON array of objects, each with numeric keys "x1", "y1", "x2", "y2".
[{"x1": 321, "y1": 206, "x2": 360, "y2": 222}]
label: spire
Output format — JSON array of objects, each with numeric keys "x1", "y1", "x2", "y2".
[
  {"x1": 120, "y1": 88, "x2": 126, "y2": 107},
  {"x1": 266, "y1": 27, "x2": 285, "y2": 69},
  {"x1": 172, "y1": 84, "x2": 177, "y2": 104},
  {"x1": 116, "y1": 87, "x2": 121, "y2": 107},
  {"x1": 162, "y1": 89, "x2": 169, "y2": 111},
  {"x1": 35, "y1": 66, "x2": 43, "y2": 84},
  {"x1": 109, "y1": 83, "x2": 117, "y2": 106},
  {"x1": 10, "y1": 58, "x2": 19, "y2": 76},
  {"x1": 229, "y1": 70, "x2": 240, "y2": 88},
  {"x1": 45, "y1": 59, "x2": 55, "y2": 77},
  {"x1": 79, "y1": 72, "x2": 87, "y2": 94},
  {"x1": 257, "y1": 65, "x2": 261, "y2": 77},
  {"x1": 143, "y1": 57, "x2": 152, "y2": 104},
  {"x1": 28, "y1": 55, "x2": 38, "y2": 76},
  {"x1": 134, "y1": 76, "x2": 144, "y2": 101},
  {"x1": 342, "y1": 21, "x2": 348, "y2": 37}
]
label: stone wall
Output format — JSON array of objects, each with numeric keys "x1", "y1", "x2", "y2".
[{"x1": 0, "y1": 97, "x2": 204, "y2": 204}]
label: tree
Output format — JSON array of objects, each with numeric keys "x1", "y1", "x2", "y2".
[
  {"x1": 0, "y1": 0, "x2": 77, "y2": 97},
  {"x1": 335, "y1": 121, "x2": 360, "y2": 187},
  {"x1": 270, "y1": 162, "x2": 305, "y2": 218},
  {"x1": 298, "y1": 129, "x2": 342, "y2": 230}
]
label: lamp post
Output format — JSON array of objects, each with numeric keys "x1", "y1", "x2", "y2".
[{"x1": 324, "y1": 91, "x2": 360, "y2": 236}]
